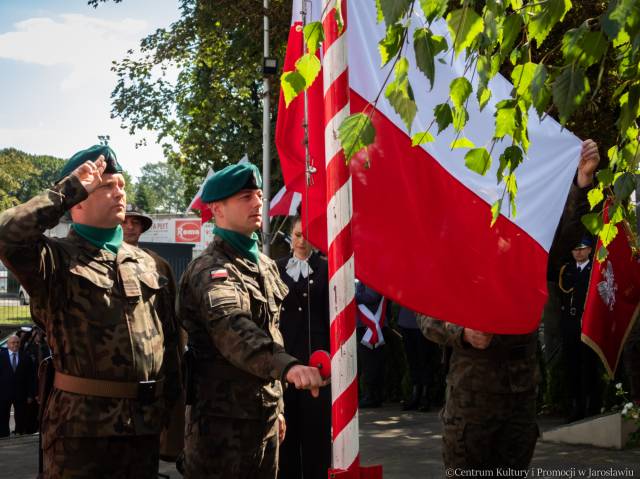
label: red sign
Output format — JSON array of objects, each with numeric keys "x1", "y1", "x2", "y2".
[{"x1": 175, "y1": 220, "x2": 201, "y2": 243}]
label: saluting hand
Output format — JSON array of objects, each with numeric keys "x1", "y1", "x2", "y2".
[
  {"x1": 285, "y1": 364, "x2": 329, "y2": 398},
  {"x1": 71, "y1": 156, "x2": 106, "y2": 194},
  {"x1": 463, "y1": 328, "x2": 493, "y2": 350},
  {"x1": 577, "y1": 139, "x2": 600, "y2": 188}
]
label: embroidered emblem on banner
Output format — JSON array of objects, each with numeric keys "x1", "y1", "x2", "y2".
[{"x1": 597, "y1": 261, "x2": 617, "y2": 312}]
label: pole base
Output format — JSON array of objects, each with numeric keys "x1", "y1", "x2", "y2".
[{"x1": 328, "y1": 465, "x2": 383, "y2": 479}]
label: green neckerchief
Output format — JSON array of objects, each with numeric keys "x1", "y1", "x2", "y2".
[
  {"x1": 72, "y1": 223, "x2": 123, "y2": 255},
  {"x1": 214, "y1": 226, "x2": 260, "y2": 264}
]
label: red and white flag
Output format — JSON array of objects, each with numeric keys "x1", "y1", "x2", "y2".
[
  {"x1": 276, "y1": 1, "x2": 582, "y2": 334},
  {"x1": 582, "y1": 212, "x2": 640, "y2": 376},
  {"x1": 357, "y1": 296, "x2": 388, "y2": 349},
  {"x1": 269, "y1": 184, "x2": 302, "y2": 217},
  {"x1": 187, "y1": 168, "x2": 215, "y2": 223}
]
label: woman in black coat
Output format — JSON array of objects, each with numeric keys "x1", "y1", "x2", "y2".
[{"x1": 276, "y1": 217, "x2": 331, "y2": 479}]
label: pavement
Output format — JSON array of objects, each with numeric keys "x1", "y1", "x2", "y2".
[{"x1": 2, "y1": 405, "x2": 640, "y2": 478}]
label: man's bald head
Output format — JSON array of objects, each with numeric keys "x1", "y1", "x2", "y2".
[{"x1": 7, "y1": 335, "x2": 19, "y2": 352}]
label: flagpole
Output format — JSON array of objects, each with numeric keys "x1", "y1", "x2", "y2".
[
  {"x1": 262, "y1": 0, "x2": 271, "y2": 255},
  {"x1": 322, "y1": 2, "x2": 382, "y2": 476}
]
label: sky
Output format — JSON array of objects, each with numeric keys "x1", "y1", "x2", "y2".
[{"x1": 0, "y1": 0, "x2": 181, "y2": 178}]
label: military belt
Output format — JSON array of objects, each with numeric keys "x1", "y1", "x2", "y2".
[
  {"x1": 54, "y1": 371, "x2": 163, "y2": 404},
  {"x1": 456, "y1": 341, "x2": 536, "y2": 362}
]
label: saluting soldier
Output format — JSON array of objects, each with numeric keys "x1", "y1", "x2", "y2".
[
  {"x1": 178, "y1": 162, "x2": 327, "y2": 479},
  {"x1": 0, "y1": 145, "x2": 181, "y2": 478}
]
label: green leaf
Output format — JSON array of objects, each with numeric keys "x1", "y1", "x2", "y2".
[
  {"x1": 414, "y1": 28, "x2": 448, "y2": 90},
  {"x1": 596, "y1": 245, "x2": 609, "y2": 262},
  {"x1": 446, "y1": 8, "x2": 484, "y2": 57},
  {"x1": 562, "y1": 29, "x2": 607, "y2": 68},
  {"x1": 602, "y1": 0, "x2": 636, "y2": 41},
  {"x1": 596, "y1": 168, "x2": 614, "y2": 187},
  {"x1": 609, "y1": 203, "x2": 625, "y2": 224},
  {"x1": 337, "y1": 113, "x2": 376, "y2": 162},
  {"x1": 613, "y1": 172, "x2": 636, "y2": 201},
  {"x1": 452, "y1": 107, "x2": 469, "y2": 131},
  {"x1": 411, "y1": 131, "x2": 435, "y2": 146},
  {"x1": 434, "y1": 103, "x2": 453, "y2": 133},
  {"x1": 464, "y1": 148, "x2": 492, "y2": 175},
  {"x1": 497, "y1": 145, "x2": 523, "y2": 182},
  {"x1": 588, "y1": 187, "x2": 604, "y2": 210},
  {"x1": 552, "y1": 67, "x2": 590, "y2": 124},
  {"x1": 600, "y1": 223, "x2": 619, "y2": 248},
  {"x1": 477, "y1": 86, "x2": 492, "y2": 111},
  {"x1": 491, "y1": 199, "x2": 502, "y2": 227},
  {"x1": 528, "y1": 0, "x2": 572, "y2": 46},
  {"x1": 495, "y1": 106, "x2": 517, "y2": 139},
  {"x1": 618, "y1": 85, "x2": 640, "y2": 134},
  {"x1": 510, "y1": 0, "x2": 523, "y2": 9},
  {"x1": 303, "y1": 22, "x2": 324, "y2": 56},
  {"x1": 379, "y1": 0, "x2": 411, "y2": 25},
  {"x1": 385, "y1": 58, "x2": 417, "y2": 132},
  {"x1": 450, "y1": 137, "x2": 475, "y2": 149},
  {"x1": 505, "y1": 173, "x2": 518, "y2": 197},
  {"x1": 420, "y1": 0, "x2": 448, "y2": 22},
  {"x1": 379, "y1": 24, "x2": 405, "y2": 67},
  {"x1": 449, "y1": 77, "x2": 473, "y2": 110},
  {"x1": 281, "y1": 71, "x2": 306, "y2": 107},
  {"x1": 295, "y1": 54, "x2": 321, "y2": 90},
  {"x1": 500, "y1": 14, "x2": 522, "y2": 55},
  {"x1": 582, "y1": 212, "x2": 604, "y2": 235},
  {"x1": 530, "y1": 64, "x2": 551, "y2": 116},
  {"x1": 511, "y1": 62, "x2": 537, "y2": 102}
]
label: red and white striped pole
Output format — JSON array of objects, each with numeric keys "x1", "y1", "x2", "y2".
[{"x1": 322, "y1": 2, "x2": 382, "y2": 478}]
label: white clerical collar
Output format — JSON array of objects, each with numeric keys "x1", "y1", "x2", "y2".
[{"x1": 286, "y1": 255, "x2": 313, "y2": 282}]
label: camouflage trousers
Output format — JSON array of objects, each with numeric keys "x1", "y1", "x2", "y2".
[
  {"x1": 183, "y1": 413, "x2": 279, "y2": 479},
  {"x1": 441, "y1": 387, "x2": 538, "y2": 473},
  {"x1": 42, "y1": 434, "x2": 160, "y2": 479}
]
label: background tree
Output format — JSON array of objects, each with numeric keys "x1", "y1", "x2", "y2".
[
  {"x1": 0, "y1": 149, "x2": 37, "y2": 210},
  {"x1": 104, "y1": 0, "x2": 290, "y2": 200},
  {"x1": 134, "y1": 161, "x2": 188, "y2": 213}
]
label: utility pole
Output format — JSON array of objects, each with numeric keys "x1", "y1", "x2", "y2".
[{"x1": 262, "y1": 0, "x2": 271, "y2": 255}]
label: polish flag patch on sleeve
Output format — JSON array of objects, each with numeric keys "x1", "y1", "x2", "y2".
[{"x1": 210, "y1": 269, "x2": 228, "y2": 280}]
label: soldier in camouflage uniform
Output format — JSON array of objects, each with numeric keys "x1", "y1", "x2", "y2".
[
  {"x1": 417, "y1": 139, "x2": 600, "y2": 471},
  {"x1": 178, "y1": 162, "x2": 327, "y2": 479},
  {"x1": 0, "y1": 145, "x2": 181, "y2": 478}
]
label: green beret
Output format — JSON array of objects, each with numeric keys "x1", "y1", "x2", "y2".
[
  {"x1": 56, "y1": 145, "x2": 123, "y2": 183},
  {"x1": 201, "y1": 163, "x2": 262, "y2": 203}
]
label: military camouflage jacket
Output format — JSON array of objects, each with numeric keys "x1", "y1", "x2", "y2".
[
  {"x1": 417, "y1": 182, "x2": 590, "y2": 394},
  {"x1": 0, "y1": 176, "x2": 180, "y2": 447},
  {"x1": 178, "y1": 236, "x2": 298, "y2": 421}
]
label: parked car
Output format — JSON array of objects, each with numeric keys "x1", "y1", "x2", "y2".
[{"x1": 18, "y1": 285, "x2": 30, "y2": 305}]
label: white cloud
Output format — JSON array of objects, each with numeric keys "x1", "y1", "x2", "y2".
[
  {"x1": 0, "y1": 12, "x2": 175, "y2": 177},
  {"x1": 0, "y1": 14, "x2": 147, "y2": 89}
]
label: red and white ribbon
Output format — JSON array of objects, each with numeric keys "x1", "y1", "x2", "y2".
[
  {"x1": 322, "y1": 0, "x2": 359, "y2": 474},
  {"x1": 357, "y1": 297, "x2": 387, "y2": 349}
]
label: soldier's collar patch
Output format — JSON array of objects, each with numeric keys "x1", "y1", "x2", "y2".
[{"x1": 210, "y1": 268, "x2": 228, "y2": 280}]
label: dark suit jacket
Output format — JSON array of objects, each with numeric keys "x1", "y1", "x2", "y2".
[
  {"x1": 0, "y1": 348, "x2": 36, "y2": 401},
  {"x1": 276, "y1": 252, "x2": 330, "y2": 364}
]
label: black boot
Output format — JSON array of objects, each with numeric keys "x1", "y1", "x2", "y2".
[
  {"x1": 418, "y1": 385, "x2": 431, "y2": 412},
  {"x1": 402, "y1": 385, "x2": 421, "y2": 411}
]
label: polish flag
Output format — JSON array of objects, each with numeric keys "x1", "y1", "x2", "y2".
[
  {"x1": 269, "y1": 184, "x2": 302, "y2": 217},
  {"x1": 187, "y1": 168, "x2": 215, "y2": 223},
  {"x1": 276, "y1": 1, "x2": 581, "y2": 334}
]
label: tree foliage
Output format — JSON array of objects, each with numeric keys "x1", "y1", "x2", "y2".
[
  {"x1": 134, "y1": 161, "x2": 188, "y2": 214},
  {"x1": 0, "y1": 149, "x2": 38, "y2": 210},
  {"x1": 106, "y1": 0, "x2": 290, "y2": 200},
  {"x1": 283, "y1": 0, "x2": 640, "y2": 257}
]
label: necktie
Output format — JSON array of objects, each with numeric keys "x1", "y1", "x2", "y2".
[{"x1": 11, "y1": 353, "x2": 17, "y2": 372}]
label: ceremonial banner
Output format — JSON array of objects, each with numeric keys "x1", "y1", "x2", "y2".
[
  {"x1": 276, "y1": 1, "x2": 582, "y2": 334},
  {"x1": 582, "y1": 216, "x2": 640, "y2": 376}
]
